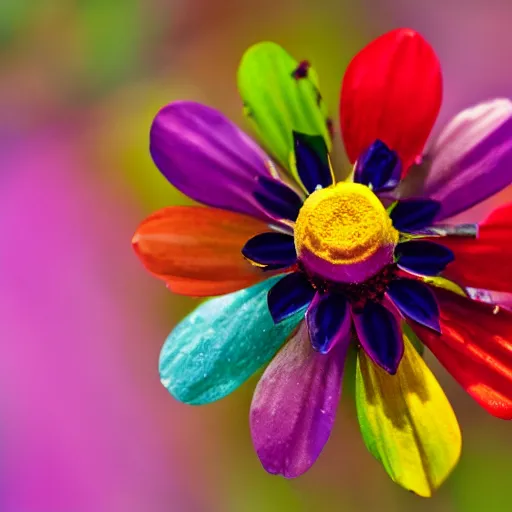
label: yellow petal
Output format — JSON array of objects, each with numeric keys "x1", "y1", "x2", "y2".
[{"x1": 356, "y1": 335, "x2": 461, "y2": 497}]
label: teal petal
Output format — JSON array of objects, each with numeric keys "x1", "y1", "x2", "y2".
[
  {"x1": 159, "y1": 276, "x2": 305, "y2": 405},
  {"x1": 237, "y1": 42, "x2": 331, "y2": 186}
]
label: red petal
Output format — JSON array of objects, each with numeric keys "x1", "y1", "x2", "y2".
[
  {"x1": 132, "y1": 206, "x2": 270, "y2": 296},
  {"x1": 413, "y1": 289, "x2": 512, "y2": 419},
  {"x1": 340, "y1": 28, "x2": 442, "y2": 173},
  {"x1": 442, "y1": 203, "x2": 512, "y2": 292}
]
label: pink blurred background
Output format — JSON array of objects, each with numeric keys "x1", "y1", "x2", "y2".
[{"x1": 1, "y1": 1, "x2": 512, "y2": 510}]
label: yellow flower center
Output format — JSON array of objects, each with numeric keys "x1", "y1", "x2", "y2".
[{"x1": 294, "y1": 182, "x2": 398, "y2": 281}]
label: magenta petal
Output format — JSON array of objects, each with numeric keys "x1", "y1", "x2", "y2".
[
  {"x1": 250, "y1": 322, "x2": 348, "y2": 478},
  {"x1": 150, "y1": 101, "x2": 300, "y2": 223},
  {"x1": 411, "y1": 99, "x2": 512, "y2": 220}
]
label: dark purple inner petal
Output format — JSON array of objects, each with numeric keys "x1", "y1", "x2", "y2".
[
  {"x1": 354, "y1": 139, "x2": 401, "y2": 192},
  {"x1": 390, "y1": 199, "x2": 441, "y2": 232},
  {"x1": 306, "y1": 293, "x2": 350, "y2": 354},
  {"x1": 388, "y1": 279, "x2": 441, "y2": 333},
  {"x1": 267, "y1": 273, "x2": 315, "y2": 324},
  {"x1": 242, "y1": 232, "x2": 297, "y2": 269},
  {"x1": 396, "y1": 240, "x2": 455, "y2": 276},
  {"x1": 353, "y1": 301, "x2": 403, "y2": 374},
  {"x1": 254, "y1": 176, "x2": 304, "y2": 222},
  {"x1": 293, "y1": 132, "x2": 333, "y2": 194}
]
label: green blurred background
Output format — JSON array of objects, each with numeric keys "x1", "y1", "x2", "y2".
[{"x1": 1, "y1": 0, "x2": 512, "y2": 511}]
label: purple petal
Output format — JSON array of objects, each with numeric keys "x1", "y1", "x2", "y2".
[
  {"x1": 389, "y1": 199, "x2": 441, "y2": 232},
  {"x1": 409, "y1": 99, "x2": 512, "y2": 220},
  {"x1": 150, "y1": 101, "x2": 302, "y2": 223},
  {"x1": 396, "y1": 240, "x2": 454, "y2": 276},
  {"x1": 306, "y1": 292, "x2": 351, "y2": 354},
  {"x1": 352, "y1": 301, "x2": 403, "y2": 374},
  {"x1": 293, "y1": 132, "x2": 333, "y2": 194},
  {"x1": 242, "y1": 232, "x2": 297, "y2": 269},
  {"x1": 267, "y1": 272, "x2": 315, "y2": 324},
  {"x1": 250, "y1": 321, "x2": 348, "y2": 478},
  {"x1": 354, "y1": 140, "x2": 401, "y2": 192},
  {"x1": 387, "y1": 279, "x2": 441, "y2": 332}
]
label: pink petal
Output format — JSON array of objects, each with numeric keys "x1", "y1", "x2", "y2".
[{"x1": 406, "y1": 99, "x2": 512, "y2": 220}]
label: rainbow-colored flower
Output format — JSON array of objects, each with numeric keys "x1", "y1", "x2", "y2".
[{"x1": 133, "y1": 29, "x2": 512, "y2": 496}]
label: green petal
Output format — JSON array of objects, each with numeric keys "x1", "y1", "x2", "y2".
[
  {"x1": 237, "y1": 42, "x2": 331, "y2": 185},
  {"x1": 402, "y1": 322, "x2": 424, "y2": 356},
  {"x1": 159, "y1": 276, "x2": 304, "y2": 405},
  {"x1": 356, "y1": 335, "x2": 461, "y2": 497}
]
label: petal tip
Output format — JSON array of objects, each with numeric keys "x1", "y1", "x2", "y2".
[
  {"x1": 394, "y1": 27, "x2": 424, "y2": 40},
  {"x1": 257, "y1": 458, "x2": 304, "y2": 479},
  {"x1": 131, "y1": 232, "x2": 140, "y2": 248},
  {"x1": 382, "y1": 358, "x2": 401, "y2": 376},
  {"x1": 267, "y1": 291, "x2": 286, "y2": 324},
  {"x1": 431, "y1": 320, "x2": 442, "y2": 334},
  {"x1": 389, "y1": 344, "x2": 405, "y2": 375},
  {"x1": 256, "y1": 455, "x2": 307, "y2": 478},
  {"x1": 485, "y1": 402, "x2": 512, "y2": 420},
  {"x1": 131, "y1": 229, "x2": 149, "y2": 265},
  {"x1": 240, "y1": 41, "x2": 285, "y2": 61},
  {"x1": 158, "y1": 372, "x2": 193, "y2": 405},
  {"x1": 407, "y1": 486, "x2": 433, "y2": 499},
  {"x1": 386, "y1": 366, "x2": 398, "y2": 376}
]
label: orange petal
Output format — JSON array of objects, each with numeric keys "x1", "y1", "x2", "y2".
[
  {"x1": 133, "y1": 206, "x2": 271, "y2": 296},
  {"x1": 165, "y1": 276, "x2": 263, "y2": 297}
]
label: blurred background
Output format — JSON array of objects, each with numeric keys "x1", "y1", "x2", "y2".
[{"x1": 1, "y1": 0, "x2": 512, "y2": 511}]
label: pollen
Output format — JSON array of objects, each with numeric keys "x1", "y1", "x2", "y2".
[{"x1": 295, "y1": 182, "x2": 398, "y2": 268}]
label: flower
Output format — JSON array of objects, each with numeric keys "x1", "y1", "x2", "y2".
[{"x1": 132, "y1": 28, "x2": 512, "y2": 496}]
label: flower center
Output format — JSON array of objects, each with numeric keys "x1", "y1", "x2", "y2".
[{"x1": 294, "y1": 182, "x2": 399, "y2": 283}]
